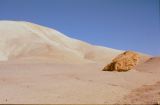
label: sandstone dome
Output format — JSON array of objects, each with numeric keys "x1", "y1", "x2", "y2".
[{"x1": 0, "y1": 21, "x2": 122, "y2": 63}]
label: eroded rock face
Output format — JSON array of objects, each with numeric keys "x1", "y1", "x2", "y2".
[{"x1": 103, "y1": 51, "x2": 140, "y2": 72}]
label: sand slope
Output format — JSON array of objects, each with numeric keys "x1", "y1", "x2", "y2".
[
  {"x1": 136, "y1": 57, "x2": 160, "y2": 73},
  {"x1": 0, "y1": 21, "x2": 122, "y2": 63}
]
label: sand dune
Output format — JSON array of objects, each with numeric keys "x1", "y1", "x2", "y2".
[
  {"x1": 136, "y1": 57, "x2": 160, "y2": 73},
  {"x1": 0, "y1": 20, "x2": 159, "y2": 104},
  {"x1": 0, "y1": 21, "x2": 122, "y2": 63}
]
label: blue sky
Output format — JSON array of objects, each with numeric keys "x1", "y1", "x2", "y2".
[{"x1": 0, "y1": 0, "x2": 159, "y2": 55}]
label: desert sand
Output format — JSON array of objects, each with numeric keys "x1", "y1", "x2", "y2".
[{"x1": 0, "y1": 21, "x2": 159, "y2": 104}]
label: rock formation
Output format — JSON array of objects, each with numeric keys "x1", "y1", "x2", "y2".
[{"x1": 103, "y1": 51, "x2": 140, "y2": 72}]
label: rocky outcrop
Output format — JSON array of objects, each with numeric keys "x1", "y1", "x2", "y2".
[{"x1": 103, "y1": 51, "x2": 140, "y2": 72}]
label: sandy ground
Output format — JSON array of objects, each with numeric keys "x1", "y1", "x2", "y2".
[
  {"x1": 120, "y1": 81, "x2": 160, "y2": 104},
  {"x1": 118, "y1": 57, "x2": 160, "y2": 104},
  {"x1": 0, "y1": 60, "x2": 159, "y2": 104}
]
